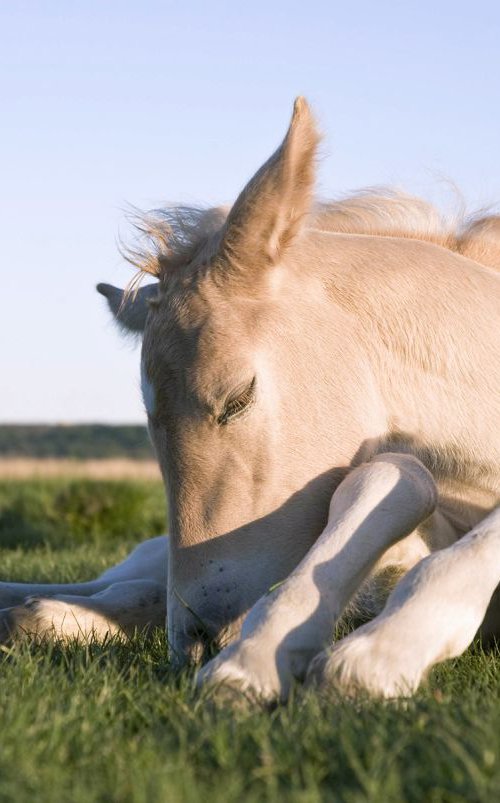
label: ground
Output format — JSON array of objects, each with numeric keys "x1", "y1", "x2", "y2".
[{"x1": 0, "y1": 477, "x2": 499, "y2": 802}]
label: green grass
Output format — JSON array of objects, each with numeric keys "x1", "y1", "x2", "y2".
[
  {"x1": 0, "y1": 479, "x2": 499, "y2": 802},
  {"x1": 0, "y1": 478, "x2": 166, "y2": 550}
]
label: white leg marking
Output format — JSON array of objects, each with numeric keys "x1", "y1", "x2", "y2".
[
  {"x1": 197, "y1": 454, "x2": 437, "y2": 701},
  {"x1": 306, "y1": 506, "x2": 500, "y2": 698}
]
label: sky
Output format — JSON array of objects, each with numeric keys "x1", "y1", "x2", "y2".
[{"x1": 1, "y1": 0, "x2": 499, "y2": 423}]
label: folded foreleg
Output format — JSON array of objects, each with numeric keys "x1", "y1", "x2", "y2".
[
  {"x1": 0, "y1": 535, "x2": 169, "y2": 642},
  {"x1": 198, "y1": 453, "x2": 437, "y2": 702},
  {"x1": 0, "y1": 579, "x2": 166, "y2": 643},
  {"x1": 0, "y1": 535, "x2": 168, "y2": 609},
  {"x1": 307, "y1": 506, "x2": 500, "y2": 697}
]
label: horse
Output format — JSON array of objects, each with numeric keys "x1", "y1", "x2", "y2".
[{"x1": 1, "y1": 98, "x2": 499, "y2": 701}]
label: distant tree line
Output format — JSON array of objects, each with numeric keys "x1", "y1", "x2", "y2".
[{"x1": 0, "y1": 425, "x2": 154, "y2": 460}]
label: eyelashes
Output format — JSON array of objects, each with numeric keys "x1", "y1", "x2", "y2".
[{"x1": 217, "y1": 377, "x2": 256, "y2": 425}]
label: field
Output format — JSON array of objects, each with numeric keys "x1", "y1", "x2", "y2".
[{"x1": 1, "y1": 471, "x2": 500, "y2": 802}]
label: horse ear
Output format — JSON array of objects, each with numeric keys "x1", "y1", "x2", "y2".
[
  {"x1": 220, "y1": 97, "x2": 319, "y2": 274},
  {"x1": 96, "y1": 282, "x2": 159, "y2": 335}
]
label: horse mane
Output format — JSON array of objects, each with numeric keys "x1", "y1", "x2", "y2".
[
  {"x1": 312, "y1": 190, "x2": 500, "y2": 270},
  {"x1": 123, "y1": 205, "x2": 228, "y2": 293},
  {"x1": 124, "y1": 189, "x2": 500, "y2": 289}
]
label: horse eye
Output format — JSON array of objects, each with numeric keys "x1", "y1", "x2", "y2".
[{"x1": 218, "y1": 377, "x2": 256, "y2": 425}]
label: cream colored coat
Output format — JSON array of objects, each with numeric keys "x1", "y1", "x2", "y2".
[{"x1": 1, "y1": 99, "x2": 498, "y2": 700}]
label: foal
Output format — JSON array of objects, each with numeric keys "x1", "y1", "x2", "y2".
[{"x1": 1, "y1": 98, "x2": 499, "y2": 700}]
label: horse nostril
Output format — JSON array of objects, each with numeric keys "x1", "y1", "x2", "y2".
[
  {"x1": 179, "y1": 622, "x2": 220, "y2": 666},
  {"x1": 170, "y1": 629, "x2": 205, "y2": 667}
]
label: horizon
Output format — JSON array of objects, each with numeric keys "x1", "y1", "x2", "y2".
[{"x1": 2, "y1": 1, "x2": 499, "y2": 423}]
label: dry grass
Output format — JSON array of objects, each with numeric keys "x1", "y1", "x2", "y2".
[{"x1": 0, "y1": 457, "x2": 161, "y2": 480}]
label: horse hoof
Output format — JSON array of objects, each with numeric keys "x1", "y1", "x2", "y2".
[
  {"x1": 305, "y1": 635, "x2": 415, "y2": 700},
  {"x1": 196, "y1": 642, "x2": 280, "y2": 708}
]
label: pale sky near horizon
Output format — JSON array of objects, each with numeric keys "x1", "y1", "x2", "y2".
[{"x1": 1, "y1": 1, "x2": 499, "y2": 423}]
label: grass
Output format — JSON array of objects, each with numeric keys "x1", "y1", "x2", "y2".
[
  {"x1": 1, "y1": 477, "x2": 499, "y2": 802},
  {"x1": 0, "y1": 477, "x2": 166, "y2": 550}
]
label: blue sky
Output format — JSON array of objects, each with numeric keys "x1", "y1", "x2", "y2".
[{"x1": 1, "y1": 1, "x2": 499, "y2": 422}]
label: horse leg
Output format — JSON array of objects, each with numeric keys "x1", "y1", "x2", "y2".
[
  {"x1": 0, "y1": 578, "x2": 166, "y2": 643},
  {"x1": 306, "y1": 506, "x2": 500, "y2": 698},
  {"x1": 197, "y1": 453, "x2": 437, "y2": 702},
  {"x1": 0, "y1": 535, "x2": 168, "y2": 608}
]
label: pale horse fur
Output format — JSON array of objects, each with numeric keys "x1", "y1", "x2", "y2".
[{"x1": 1, "y1": 98, "x2": 499, "y2": 701}]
